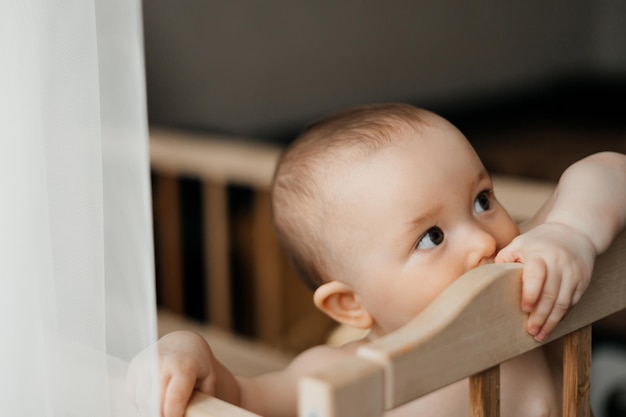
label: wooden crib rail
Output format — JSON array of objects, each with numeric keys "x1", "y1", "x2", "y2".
[
  {"x1": 299, "y1": 229, "x2": 626, "y2": 417},
  {"x1": 186, "y1": 393, "x2": 262, "y2": 417}
]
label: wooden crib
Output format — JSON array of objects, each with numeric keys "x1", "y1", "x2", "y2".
[{"x1": 183, "y1": 229, "x2": 626, "y2": 417}]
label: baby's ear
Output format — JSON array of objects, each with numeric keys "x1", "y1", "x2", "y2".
[{"x1": 313, "y1": 281, "x2": 373, "y2": 329}]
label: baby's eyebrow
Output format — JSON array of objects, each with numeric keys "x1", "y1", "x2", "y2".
[{"x1": 408, "y1": 204, "x2": 444, "y2": 229}]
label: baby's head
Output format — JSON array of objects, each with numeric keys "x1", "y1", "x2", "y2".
[
  {"x1": 271, "y1": 103, "x2": 519, "y2": 335},
  {"x1": 272, "y1": 103, "x2": 431, "y2": 290}
]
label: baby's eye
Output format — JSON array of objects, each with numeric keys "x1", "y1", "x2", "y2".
[
  {"x1": 474, "y1": 190, "x2": 492, "y2": 213},
  {"x1": 416, "y1": 227, "x2": 444, "y2": 250}
]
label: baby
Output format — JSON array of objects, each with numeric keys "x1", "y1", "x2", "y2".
[{"x1": 129, "y1": 103, "x2": 626, "y2": 417}]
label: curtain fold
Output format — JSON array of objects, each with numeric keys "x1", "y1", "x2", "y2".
[{"x1": 0, "y1": 0, "x2": 158, "y2": 415}]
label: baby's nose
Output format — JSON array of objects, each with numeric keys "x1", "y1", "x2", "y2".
[{"x1": 466, "y1": 226, "x2": 497, "y2": 269}]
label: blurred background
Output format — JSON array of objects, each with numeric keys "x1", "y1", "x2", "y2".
[
  {"x1": 143, "y1": 1, "x2": 625, "y2": 164},
  {"x1": 142, "y1": 2, "x2": 626, "y2": 412}
]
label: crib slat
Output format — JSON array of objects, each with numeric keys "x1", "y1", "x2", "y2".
[
  {"x1": 469, "y1": 365, "x2": 500, "y2": 417},
  {"x1": 154, "y1": 174, "x2": 184, "y2": 314},
  {"x1": 562, "y1": 325, "x2": 591, "y2": 417},
  {"x1": 203, "y1": 182, "x2": 232, "y2": 329},
  {"x1": 252, "y1": 190, "x2": 284, "y2": 346}
]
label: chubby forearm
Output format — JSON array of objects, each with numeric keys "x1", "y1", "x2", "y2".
[
  {"x1": 196, "y1": 352, "x2": 242, "y2": 406},
  {"x1": 505, "y1": 152, "x2": 626, "y2": 341},
  {"x1": 237, "y1": 373, "x2": 298, "y2": 417},
  {"x1": 534, "y1": 152, "x2": 626, "y2": 254},
  {"x1": 235, "y1": 344, "x2": 353, "y2": 417}
]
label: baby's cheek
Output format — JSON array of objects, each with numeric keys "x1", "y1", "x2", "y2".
[{"x1": 498, "y1": 215, "x2": 521, "y2": 249}]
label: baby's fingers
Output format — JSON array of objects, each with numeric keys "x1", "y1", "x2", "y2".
[
  {"x1": 528, "y1": 277, "x2": 578, "y2": 342},
  {"x1": 520, "y1": 258, "x2": 547, "y2": 313},
  {"x1": 163, "y1": 374, "x2": 197, "y2": 417},
  {"x1": 525, "y1": 269, "x2": 559, "y2": 341}
]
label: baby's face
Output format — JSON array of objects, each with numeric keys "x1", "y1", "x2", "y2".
[{"x1": 325, "y1": 120, "x2": 520, "y2": 336}]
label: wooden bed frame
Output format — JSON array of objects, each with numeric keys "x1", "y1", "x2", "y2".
[{"x1": 182, "y1": 230, "x2": 625, "y2": 417}]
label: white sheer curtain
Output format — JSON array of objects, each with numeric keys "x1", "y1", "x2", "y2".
[{"x1": 0, "y1": 0, "x2": 158, "y2": 416}]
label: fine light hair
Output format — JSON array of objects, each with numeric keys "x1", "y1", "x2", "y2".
[{"x1": 271, "y1": 103, "x2": 436, "y2": 290}]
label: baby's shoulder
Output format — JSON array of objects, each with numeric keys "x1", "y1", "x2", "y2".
[{"x1": 285, "y1": 340, "x2": 364, "y2": 377}]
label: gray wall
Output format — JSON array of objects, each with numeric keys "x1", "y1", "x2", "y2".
[{"x1": 142, "y1": 1, "x2": 624, "y2": 139}]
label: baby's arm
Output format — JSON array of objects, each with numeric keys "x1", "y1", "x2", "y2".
[
  {"x1": 496, "y1": 151, "x2": 626, "y2": 341},
  {"x1": 127, "y1": 330, "x2": 353, "y2": 417},
  {"x1": 237, "y1": 343, "x2": 353, "y2": 416}
]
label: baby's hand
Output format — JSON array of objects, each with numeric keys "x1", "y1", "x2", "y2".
[
  {"x1": 127, "y1": 330, "x2": 216, "y2": 417},
  {"x1": 495, "y1": 222, "x2": 596, "y2": 342}
]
